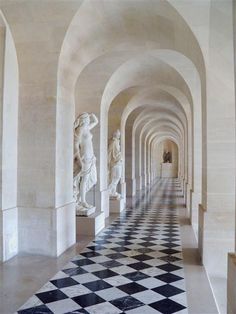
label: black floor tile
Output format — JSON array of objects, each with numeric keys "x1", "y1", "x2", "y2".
[
  {"x1": 157, "y1": 263, "x2": 182, "y2": 272},
  {"x1": 155, "y1": 273, "x2": 183, "y2": 283},
  {"x1": 153, "y1": 284, "x2": 185, "y2": 297},
  {"x1": 80, "y1": 251, "x2": 101, "y2": 258},
  {"x1": 110, "y1": 296, "x2": 144, "y2": 311},
  {"x1": 159, "y1": 249, "x2": 180, "y2": 255},
  {"x1": 123, "y1": 271, "x2": 149, "y2": 282},
  {"x1": 63, "y1": 267, "x2": 88, "y2": 277},
  {"x1": 18, "y1": 305, "x2": 53, "y2": 314},
  {"x1": 150, "y1": 298, "x2": 186, "y2": 314},
  {"x1": 106, "y1": 253, "x2": 127, "y2": 260},
  {"x1": 72, "y1": 259, "x2": 95, "y2": 267},
  {"x1": 36, "y1": 290, "x2": 68, "y2": 304},
  {"x1": 159, "y1": 256, "x2": 182, "y2": 263},
  {"x1": 100, "y1": 260, "x2": 123, "y2": 268},
  {"x1": 92, "y1": 269, "x2": 117, "y2": 279},
  {"x1": 132, "y1": 254, "x2": 152, "y2": 262},
  {"x1": 72, "y1": 293, "x2": 105, "y2": 307},
  {"x1": 50, "y1": 277, "x2": 78, "y2": 289},
  {"x1": 128, "y1": 262, "x2": 152, "y2": 270},
  {"x1": 83, "y1": 279, "x2": 112, "y2": 291},
  {"x1": 117, "y1": 282, "x2": 147, "y2": 294}
]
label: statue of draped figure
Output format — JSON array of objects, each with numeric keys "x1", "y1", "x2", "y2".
[
  {"x1": 108, "y1": 129, "x2": 123, "y2": 199},
  {"x1": 73, "y1": 112, "x2": 98, "y2": 214}
]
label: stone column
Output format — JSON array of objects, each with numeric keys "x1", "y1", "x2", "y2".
[
  {"x1": 0, "y1": 25, "x2": 5, "y2": 261},
  {"x1": 2, "y1": 2, "x2": 81, "y2": 258},
  {"x1": 200, "y1": 3, "x2": 235, "y2": 309},
  {"x1": 0, "y1": 25, "x2": 19, "y2": 262},
  {"x1": 227, "y1": 2, "x2": 236, "y2": 313}
]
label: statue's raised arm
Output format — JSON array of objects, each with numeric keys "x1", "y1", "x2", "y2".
[{"x1": 89, "y1": 113, "x2": 98, "y2": 130}]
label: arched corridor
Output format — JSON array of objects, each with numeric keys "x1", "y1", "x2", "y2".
[{"x1": 0, "y1": 1, "x2": 236, "y2": 313}]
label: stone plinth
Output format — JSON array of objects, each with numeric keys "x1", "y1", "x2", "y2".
[
  {"x1": 1, "y1": 207, "x2": 18, "y2": 261},
  {"x1": 76, "y1": 206, "x2": 95, "y2": 217},
  {"x1": 76, "y1": 211, "x2": 105, "y2": 237},
  {"x1": 161, "y1": 163, "x2": 175, "y2": 178},
  {"x1": 110, "y1": 197, "x2": 125, "y2": 213},
  {"x1": 18, "y1": 203, "x2": 76, "y2": 257}
]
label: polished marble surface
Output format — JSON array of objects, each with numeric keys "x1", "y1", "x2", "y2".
[{"x1": 17, "y1": 179, "x2": 188, "y2": 314}]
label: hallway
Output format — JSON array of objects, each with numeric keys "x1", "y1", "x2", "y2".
[
  {"x1": 14, "y1": 179, "x2": 217, "y2": 314},
  {"x1": 0, "y1": 1, "x2": 235, "y2": 312}
]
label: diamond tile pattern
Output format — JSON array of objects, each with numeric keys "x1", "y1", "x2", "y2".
[{"x1": 17, "y1": 179, "x2": 187, "y2": 313}]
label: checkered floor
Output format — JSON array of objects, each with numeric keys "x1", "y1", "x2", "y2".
[{"x1": 17, "y1": 179, "x2": 188, "y2": 314}]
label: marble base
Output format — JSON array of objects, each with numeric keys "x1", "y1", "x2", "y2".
[
  {"x1": 18, "y1": 203, "x2": 76, "y2": 257},
  {"x1": 110, "y1": 197, "x2": 125, "y2": 213},
  {"x1": 161, "y1": 163, "x2": 175, "y2": 178},
  {"x1": 201, "y1": 209, "x2": 234, "y2": 313},
  {"x1": 76, "y1": 206, "x2": 95, "y2": 217},
  {"x1": 76, "y1": 211, "x2": 105, "y2": 236},
  {"x1": 101, "y1": 189, "x2": 110, "y2": 218},
  {"x1": 0, "y1": 207, "x2": 18, "y2": 262}
]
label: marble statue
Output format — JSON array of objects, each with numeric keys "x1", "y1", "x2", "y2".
[
  {"x1": 108, "y1": 129, "x2": 123, "y2": 199},
  {"x1": 73, "y1": 112, "x2": 98, "y2": 216},
  {"x1": 163, "y1": 150, "x2": 172, "y2": 163}
]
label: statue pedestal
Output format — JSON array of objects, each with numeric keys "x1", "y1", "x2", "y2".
[
  {"x1": 161, "y1": 163, "x2": 174, "y2": 178},
  {"x1": 76, "y1": 206, "x2": 96, "y2": 217},
  {"x1": 110, "y1": 197, "x2": 125, "y2": 213},
  {"x1": 76, "y1": 211, "x2": 105, "y2": 237}
]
